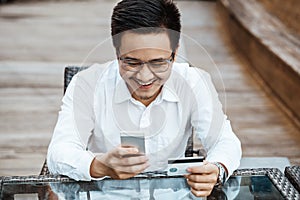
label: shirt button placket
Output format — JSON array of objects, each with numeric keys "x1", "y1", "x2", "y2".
[{"x1": 140, "y1": 107, "x2": 151, "y2": 129}]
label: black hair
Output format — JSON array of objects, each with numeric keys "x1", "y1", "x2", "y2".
[{"x1": 111, "y1": 0, "x2": 181, "y2": 53}]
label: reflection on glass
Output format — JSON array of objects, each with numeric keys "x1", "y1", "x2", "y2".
[
  {"x1": 0, "y1": 175, "x2": 285, "y2": 200},
  {"x1": 49, "y1": 177, "x2": 203, "y2": 200},
  {"x1": 218, "y1": 175, "x2": 284, "y2": 200}
]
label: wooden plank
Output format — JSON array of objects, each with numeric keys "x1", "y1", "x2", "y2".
[{"x1": 0, "y1": 0, "x2": 299, "y2": 176}]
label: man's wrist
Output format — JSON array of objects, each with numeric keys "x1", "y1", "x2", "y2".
[
  {"x1": 90, "y1": 156, "x2": 110, "y2": 178},
  {"x1": 212, "y1": 162, "x2": 227, "y2": 186}
]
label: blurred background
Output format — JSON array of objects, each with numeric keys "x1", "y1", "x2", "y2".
[{"x1": 0, "y1": 0, "x2": 299, "y2": 176}]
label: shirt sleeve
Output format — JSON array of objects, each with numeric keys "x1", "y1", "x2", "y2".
[
  {"x1": 205, "y1": 118, "x2": 242, "y2": 177},
  {"x1": 191, "y1": 69, "x2": 242, "y2": 177},
  {"x1": 47, "y1": 73, "x2": 96, "y2": 181}
]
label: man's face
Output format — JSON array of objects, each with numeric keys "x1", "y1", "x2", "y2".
[{"x1": 118, "y1": 32, "x2": 174, "y2": 105}]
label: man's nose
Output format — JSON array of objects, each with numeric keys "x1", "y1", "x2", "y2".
[{"x1": 136, "y1": 64, "x2": 154, "y2": 79}]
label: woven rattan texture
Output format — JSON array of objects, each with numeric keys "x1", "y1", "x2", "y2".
[
  {"x1": 64, "y1": 66, "x2": 88, "y2": 94},
  {"x1": 268, "y1": 168, "x2": 300, "y2": 200},
  {"x1": 0, "y1": 177, "x2": 3, "y2": 197},
  {"x1": 285, "y1": 166, "x2": 300, "y2": 193},
  {"x1": 233, "y1": 168, "x2": 300, "y2": 200}
]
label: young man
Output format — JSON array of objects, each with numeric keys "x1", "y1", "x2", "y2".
[{"x1": 47, "y1": 0, "x2": 241, "y2": 197}]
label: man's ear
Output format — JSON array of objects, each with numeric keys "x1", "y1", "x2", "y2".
[
  {"x1": 115, "y1": 48, "x2": 120, "y2": 58},
  {"x1": 173, "y1": 46, "x2": 179, "y2": 62}
]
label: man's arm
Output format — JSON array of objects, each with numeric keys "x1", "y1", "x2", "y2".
[
  {"x1": 204, "y1": 119, "x2": 242, "y2": 177},
  {"x1": 187, "y1": 69, "x2": 242, "y2": 197},
  {"x1": 191, "y1": 69, "x2": 242, "y2": 176},
  {"x1": 186, "y1": 122, "x2": 241, "y2": 197},
  {"x1": 47, "y1": 74, "x2": 96, "y2": 181},
  {"x1": 47, "y1": 67, "x2": 149, "y2": 180}
]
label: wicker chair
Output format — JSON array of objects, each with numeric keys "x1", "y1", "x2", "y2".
[
  {"x1": 285, "y1": 166, "x2": 300, "y2": 193},
  {"x1": 40, "y1": 66, "x2": 202, "y2": 175}
]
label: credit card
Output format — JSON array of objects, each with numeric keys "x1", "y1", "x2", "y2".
[{"x1": 167, "y1": 156, "x2": 204, "y2": 176}]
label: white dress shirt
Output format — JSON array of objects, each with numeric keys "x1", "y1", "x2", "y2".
[{"x1": 47, "y1": 60, "x2": 242, "y2": 181}]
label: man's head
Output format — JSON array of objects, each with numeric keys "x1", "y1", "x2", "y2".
[
  {"x1": 111, "y1": 0, "x2": 181, "y2": 53},
  {"x1": 111, "y1": 0, "x2": 181, "y2": 106}
]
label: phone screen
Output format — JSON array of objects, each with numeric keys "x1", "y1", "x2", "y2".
[{"x1": 120, "y1": 135, "x2": 145, "y2": 154}]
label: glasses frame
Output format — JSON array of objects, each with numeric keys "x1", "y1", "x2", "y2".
[{"x1": 118, "y1": 52, "x2": 175, "y2": 73}]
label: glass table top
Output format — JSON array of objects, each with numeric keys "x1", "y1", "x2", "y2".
[{"x1": 0, "y1": 175, "x2": 285, "y2": 200}]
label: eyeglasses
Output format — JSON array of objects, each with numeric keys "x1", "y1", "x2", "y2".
[{"x1": 119, "y1": 53, "x2": 174, "y2": 73}]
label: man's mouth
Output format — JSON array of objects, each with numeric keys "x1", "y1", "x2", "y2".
[{"x1": 135, "y1": 79, "x2": 156, "y2": 89}]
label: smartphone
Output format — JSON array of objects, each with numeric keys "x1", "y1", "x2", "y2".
[{"x1": 120, "y1": 135, "x2": 145, "y2": 154}]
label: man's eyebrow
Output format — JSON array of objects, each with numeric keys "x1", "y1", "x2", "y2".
[
  {"x1": 121, "y1": 56, "x2": 169, "y2": 62},
  {"x1": 121, "y1": 56, "x2": 141, "y2": 61},
  {"x1": 149, "y1": 57, "x2": 167, "y2": 62}
]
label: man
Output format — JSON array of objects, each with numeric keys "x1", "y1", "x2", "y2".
[{"x1": 47, "y1": 0, "x2": 241, "y2": 197}]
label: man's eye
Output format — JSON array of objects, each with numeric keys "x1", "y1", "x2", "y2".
[
  {"x1": 150, "y1": 61, "x2": 167, "y2": 66},
  {"x1": 125, "y1": 61, "x2": 141, "y2": 66}
]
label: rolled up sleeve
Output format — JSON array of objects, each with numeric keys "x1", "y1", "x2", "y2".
[
  {"x1": 192, "y1": 70, "x2": 242, "y2": 177},
  {"x1": 47, "y1": 74, "x2": 96, "y2": 181},
  {"x1": 205, "y1": 119, "x2": 242, "y2": 177}
]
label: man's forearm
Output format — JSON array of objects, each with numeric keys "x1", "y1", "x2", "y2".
[{"x1": 90, "y1": 156, "x2": 110, "y2": 178}]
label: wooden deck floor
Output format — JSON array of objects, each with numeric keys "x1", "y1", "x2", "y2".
[{"x1": 0, "y1": 0, "x2": 299, "y2": 176}]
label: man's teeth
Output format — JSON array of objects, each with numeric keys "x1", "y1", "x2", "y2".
[{"x1": 137, "y1": 80, "x2": 154, "y2": 86}]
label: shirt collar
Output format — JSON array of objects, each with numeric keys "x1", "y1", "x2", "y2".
[
  {"x1": 113, "y1": 66, "x2": 132, "y2": 104},
  {"x1": 160, "y1": 72, "x2": 180, "y2": 103}
]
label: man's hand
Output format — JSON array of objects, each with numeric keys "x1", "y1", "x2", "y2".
[
  {"x1": 90, "y1": 146, "x2": 149, "y2": 179},
  {"x1": 184, "y1": 161, "x2": 219, "y2": 197}
]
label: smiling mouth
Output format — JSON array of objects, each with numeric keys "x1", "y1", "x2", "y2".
[
  {"x1": 135, "y1": 79, "x2": 156, "y2": 89},
  {"x1": 137, "y1": 80, "x2": 154, "y2": 86}
]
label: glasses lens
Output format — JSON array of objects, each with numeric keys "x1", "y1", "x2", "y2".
[
  {"x1": 149, "y1": 61, "x2": 170, "y2": 73},
  {"x1": 122, "y1": 60, "x2": 141, "y2": 72},
  {"x1": 120, "y1": 54, "x2": 173, "y2": 73}
]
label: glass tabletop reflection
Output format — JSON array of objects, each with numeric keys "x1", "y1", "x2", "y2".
[{"x1": 0, "y1": 174, "x2": 285, "y2": 200}]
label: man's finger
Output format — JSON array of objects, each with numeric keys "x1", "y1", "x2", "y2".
[
  {"x1": 119, "y1": 155, "x2": 148, "y2": 166},
  {"x1": 114, "y1": 162, "x2": 150, "y2": 174},
  {"x1": 187, "y1": 180, "x2": 214, "y2": 191},
  {"x1": 191, "y1": 188, "x2": 212, "y2": 198},
  {"x1": 186, "y1": 174, "x2": 217, "y2": 183},
  {"x1": 114, "y1": 146, "x2": 139, "y2": 157},
  {"x1": 187, "y1": 162, "x2": 218, "y2": 174}
]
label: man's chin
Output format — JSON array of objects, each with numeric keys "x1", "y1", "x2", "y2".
[
  {"x1": 135, "y1": 92, "x2": 153, "y2": 100},
  {"x1": 132, "y1": 86, "x2": 162, "y2": 102},
  {"x1": 139, "y1": 95, "x2": 153, "y2": 100},
  {"x1": 134, "y1": 91, "x2": 157, "y2": 101}
]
